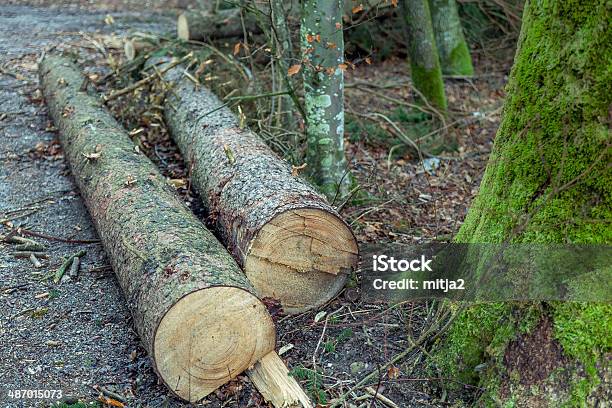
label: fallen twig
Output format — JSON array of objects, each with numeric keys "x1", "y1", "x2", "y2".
[
  {"x1": 13, "y1": 251, "x2": 49, "y2": 259},
  {"x1": 93, "y1": 385, "x2": 127, "y2": 404},
  {"x1": 365, "y1": 386, "x2": 399, "y2": 408},
  {"x1": 68, "y1": 254, "x2": 80, "y2": 279},
  {"x1": 329, "y1": 304, "x2": 464, "y2": 407},
  {"x1": 18, "y1": 228, "x2": 100, "y2": 244},
  {"x1": 29, "y1": 253, "x2": 42, "y2": 268},
  {"x1": 53, "y1": 250, "x2": 86, "y2": 283},
  {"x1": 103, "y1": 53, "x2": 193, "y2": 102}
]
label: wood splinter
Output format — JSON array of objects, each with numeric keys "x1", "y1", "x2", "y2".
[{"x1": 247, "y1": 351, "x2": 313, "y2": 408}]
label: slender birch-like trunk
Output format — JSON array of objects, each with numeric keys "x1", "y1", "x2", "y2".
[{"x1": 301, "y1": 0, "x2": 351, "y2": 200}]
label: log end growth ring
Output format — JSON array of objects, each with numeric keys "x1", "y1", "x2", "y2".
[
  {"x1": 154, "y1": 286, "x2": 275, "y2": 402},
  {"x1": 245, "y1": 208, "x2": 359, "y2": 314}
]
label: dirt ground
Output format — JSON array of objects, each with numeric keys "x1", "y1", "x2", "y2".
[{"x1": 0, "y1": 2, "x2": 512, "y2": 407}]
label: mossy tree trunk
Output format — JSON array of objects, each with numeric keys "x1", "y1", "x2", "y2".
[
  {"x1": 429, "y1": 0, "x2": 474, "y2": 76},
  {"x1": 432, "y1": 0, "x2": 611, "y2": 405},
  {"x1": 400, "y1": 0, "x2": 447, "y2": 112},
  {"x1": 301, "y1": 0, "x2": 351, "y2": 200}
]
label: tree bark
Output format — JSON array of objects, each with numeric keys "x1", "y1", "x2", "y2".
[
  {"x1": 39, "y1": 55, "x2": 276, "y2": 403},
  {"x1": 301, "y1": 0, "x2": 352, "y2": 199},
  {"x1": 151, "y1": 60, "x2": 358, "y2": 314},
  {"x1": 177, "y1": 9, "x2": 259, "y2": 41},
  {"x1": 429, "y1": 0, "x2": 474, "y2": 76},
  {"x1": 432, "y1": 0, "x2": 611, "y2": 404},
  {"x1": 269, "y1": 0, "x2": 297, "y2": 128},
  {"x1": 400, "y1": 0, "x2": 447, "y2": 111}
]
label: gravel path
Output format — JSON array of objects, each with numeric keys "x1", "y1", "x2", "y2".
[{"x1": 0, "y1": 5, "x2": 190, "y2": 407}]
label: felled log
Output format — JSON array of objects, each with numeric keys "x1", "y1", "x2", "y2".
[
  {"x1": 151, "y1": 59, "x2": 359, "y2": 313},
  {"x1": 39, "y1": 55, "x2": 276, "y2": 402},
  {"x1": 177, "y1": 9, "x2": 260, "y2": 41}
]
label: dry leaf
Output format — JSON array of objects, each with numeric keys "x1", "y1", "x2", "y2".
[
  {"x1": 287, "y1": 64, "x2": 301, "y2": 76},
  {"x1": 98, "y1": 396, "x2": 124, "y2": 408},
  {"x1": 233, "y1": 42, "x2": 241, "y2": 56},
  {"x1": 352, "y1": 4, "x2": 364, "y2": 13},
  {"x1": 387, "y1": 365, "x2": 400, "y2": 379},
  {"x1": 168, "y1": 179, "x2": 187, "y2": 189},
  {"x1": 291, "y1": 163, "x2": 307, "y2": 176},
  {"x1": 335, "y1": 22, "x2": 342, "y2": 29},
  {"x1": 365, "y1": 57, "x2": 372, "y2": 64},
  {"x1": 338, "y1": 63, "x2": 348, "y2": 71},
  {"x1": 391, "y1": 0, "x2": 398, "y2": 6}
]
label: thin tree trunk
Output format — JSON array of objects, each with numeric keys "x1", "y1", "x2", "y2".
[
  {"x1": 39, "y1": 55, "x2": 276, "y2": 403},
  {"x1": 429, "y1": 0, "x2": 474, "y2": 75},
  {"x1": 301, "y1": 0, "x2": 351, "y2": 199},
  {"x1": 149, "y1": 59, "x2": 358, "y2": 314},
  {"x1": 432, "y1": 0, "x2": 611, "y2": 404},
  {"x1": 400, "y1": 0, "x2": 447, "y2": 111},
  {"x1": 269, "y1": 0, "x2": 296, "y2": 128}
]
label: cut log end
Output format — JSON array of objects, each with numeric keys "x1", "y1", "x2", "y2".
[
  {"x1": 245, "y1": 208, "x2": 359, "y2": 313},
  {"x1": 123, "y1": 39, "x2": 136, "y2": 61},
  {"x1": 154, "y1": 286, "x2": 276, "y2": 402},
  {"x1": 177, "y1": 13, "x2": 190, "y2": 41}
]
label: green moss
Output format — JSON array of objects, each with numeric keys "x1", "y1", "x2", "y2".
[
  {"x1": 446, "y1": 43, "x2": 474, "y2": 76},
  {"x1": 553, "y1": 302, "x2": 611, "y2": 373},
  {"x1": 433, "y1": 0, "x2": 611, "y2": 404},
  {"x1": 431, "y1": 303, "x2": 541, "y2": 388},
  {"x1": 411, "y1": 63, "x2": 448, "y2": 112}
]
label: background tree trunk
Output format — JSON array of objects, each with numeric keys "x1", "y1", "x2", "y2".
[
  {"x1": 177, "y1": 9, "x2": 259, "y2": 41},
  {"x1": 269, "y1": 0, "x2": 298, "y2": 128},
  {"x1": 39, "y1": 55, "x2": 276, "y2": 403},
  {"x1": 431, "y1": 0, "x2": 611, "y2": 404},
  {"x1": 301, "y1": 0, "x2": 351, "y2": 200},
  {"x1": 400, "y1": 0, "x2": 447, "y2": 112},
  {"x1": 429, "y1": 0, "x2": 474, "y2": 76}
]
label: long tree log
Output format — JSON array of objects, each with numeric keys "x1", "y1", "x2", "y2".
[
  {"x1": 149, "y1": 59, "x2": 359, "y2": 314},
  {"x1": 177, "y1": 9, "x2": 260, "y2": 41},
  {"x1": 39, "y1": 55, "x2": 276, "y2": 402}
]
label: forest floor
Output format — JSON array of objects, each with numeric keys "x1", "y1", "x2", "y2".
[{"x1": 0, "y1": 2, "x2": 514, "y2": 407}]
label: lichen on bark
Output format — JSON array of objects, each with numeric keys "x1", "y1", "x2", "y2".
[
  {"x1": 301, "y1": 0, "x2": 351, "y2": 199},
  {"x1": 431, "y1": 0, "x2": 611, "y2": 405},
  {"x1": 429, "y1": 0, "x2": 474, "y2": 76},
  {"x1": 400, "y1": 0, "x2": 448, "y2": 112}
]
